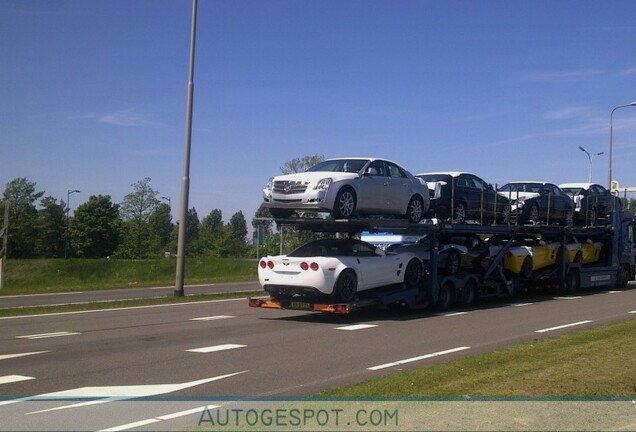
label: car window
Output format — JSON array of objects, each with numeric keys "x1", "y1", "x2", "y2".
[
  {"x1": 306, "y1": 159, "x2": 369, "y2": 173},
  {"x1": 561, "y1": 187, "x2": 583, "y2": 196},
  {"x1": 418, "y1": 174, "x2": 452, "y2": 184},
  {"x1": 499, "y1": 183, "x2": 542, "y2": 193},
  {"x1": 367, "y1": 160, "x2": 387, "y2": 177},
  {"x1": 386, "y1": 162, "x2": 407, "y2": 178}
]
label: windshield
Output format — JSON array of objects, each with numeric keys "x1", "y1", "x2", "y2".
[
  {"x1": 499, "y1": 183, "x2": 543, "y2": 193},
  {"x1": 417, "y1": 174, "x2": 452, "y2": 183},
  {"x1": 287, "y1": 239, "x2": 377, "y2": 257},
  {"x1": 306, "y1": 159, "x2": 369, "y2": 173},
  {"x1": 560, "y1": 187, "x2": 583, "y2": 195}
]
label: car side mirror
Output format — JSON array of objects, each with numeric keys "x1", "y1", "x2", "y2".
[{"x1": 365, "y1": 167, "x2": 378, "y2": 176}]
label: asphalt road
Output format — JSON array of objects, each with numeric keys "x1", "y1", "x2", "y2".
[
  {"x1": 1, "y1": 283, "x2": 635, "y2": 431},
  {"x1": 0, "y1": 281, "x2": 262, "y2": 309}
]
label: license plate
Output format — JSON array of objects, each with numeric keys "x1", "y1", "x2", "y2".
[{"x1": 290, "y1": 301, "x2": 312, "y2": 310}]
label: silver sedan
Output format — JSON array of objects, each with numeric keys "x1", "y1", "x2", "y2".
[{"x1": 262, "y1": 157, "x2": 430, "y2": 222}]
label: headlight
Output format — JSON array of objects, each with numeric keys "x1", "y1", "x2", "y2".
[
  {"x1": 265, "y1": 178, "x2": 274, "y2": 191},
  {"x1": 516, "y1": 197, "x2": 526, "y2": 208},
  {"x1": 313, "y1": 178, "x2": 332, "y2": 190}
]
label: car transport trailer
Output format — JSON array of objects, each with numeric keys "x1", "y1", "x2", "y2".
[{"x1": 249, "y1": 209, "x2": 635, "y2": 314}]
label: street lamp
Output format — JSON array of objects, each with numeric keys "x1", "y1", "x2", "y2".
[
  {"x1": 161, "y1": 196, "x2": 171, "y2": 210},
  {"x1": 65, "y1": 189, "x2": 80, "y2": 258},
  {"x1": 578, "y1": 146, "x2": 603, "y2": 183},
  {"x1": 608, "y1": 101, "x2": 636, "y2": 190}
]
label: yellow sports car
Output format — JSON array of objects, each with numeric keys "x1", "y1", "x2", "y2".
[
  {"x1": 544, "y1": 234, "x2": 604, "y2": 265},
  {"x1": 485, "y1": 234, "x2": 560, "y2": 278}
]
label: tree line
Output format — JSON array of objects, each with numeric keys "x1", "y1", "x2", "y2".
[
  {"x1": 0, "y1": 177, "x2": 251, "y2": 259},
  {"x1": 0, "y1": 155, "x2": 326, "y2": 260}
]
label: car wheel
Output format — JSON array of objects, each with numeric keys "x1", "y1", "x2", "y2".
[
  {"x1": 437, "y1": 280, "x2": 455, "y2": 310},
  {"x1": 334, "y1": 270, "x2": 357, "y2": 302},
  {"x1": 564, "y1": 208, "x2": 573, "y2": 226},
  {"x1": 268, "y1": 208, "x2": 293, "y2": 219},
  {"x1": 406, "y1": 196, "x2": 424, "y2": 223},
  {"x1": 529, "y1": 203, "x2": 540, "y2": 224},
  {"x1": 403, "y1": 259, "x2": 422, "y2": 287},
  {"x1": 499, "y1": 204, "x2": 511, "y2": 224},
  {"x1": 332, "y1": 187, "x2": 356, "y2": 219},
  {"x1": 574, "y1": 251, "x2": 582, "y2": 265},
  {"x1": 521, "y1": 256, "x2": 533, "y2": 279},
  {"x1": 453, "y1": 201, "x2": 467, "y2": 224},
  {"x1": 444, "y1": 249, "x2": 461, "y2": 275}
]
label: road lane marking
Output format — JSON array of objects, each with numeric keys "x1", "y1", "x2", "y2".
[
  {"x1": 629, "y1": 311, "x2": 636, "y2": 314},
  {"x1": 535, "y1": 320, "x2": 593, "y2": 333},
  {"x1": 190, "y1": 315, "x2": 236, "y2": 321},
  {"x1": 553, "y1": 296, "x2": 582, "y2": 300},
  {"x1": 0, "y1": 351, "x2": 49, "y2": 361},
  {"x1": 187, "y1": 344, "x2": 246, "y2": 353},
  {"x1": 25, "y1": 372, "x2": 247, "y2": 414},
  {"x1": 0, "y1": 375, "x2": 35, "y2": 385},
  {"x1": 16, "y1": 332, "x2": 79, "y2": 339},
  {"x1": 509, "y1": 302, "x2": 533, "y2": 307},
  {"x1": 367, "y1": 346, "x2": 471, "y2": 371},
  {"x1": 606, "y1": 290, "x2": 622, "y2": 294},
  {"x1": 99, "y1": 406, "x2": 216, "y2": 432},
  {"x1": 436, "y1": 311, "x2": 468, "y2": 317},
  {"x1": 335, "y1": 324, "x2": 378, "y2": 331}
]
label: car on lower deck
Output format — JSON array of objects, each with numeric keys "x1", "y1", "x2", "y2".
[{"x1": 258, "y1": 238, "x2": 423, "y2": 303}]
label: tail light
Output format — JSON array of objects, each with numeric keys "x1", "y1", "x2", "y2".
[
  {"x1": 259, "y1": 260, "x2": 267, "y2": 269},
  {"x1": 268, "y1": 261, "x2": 274, "y2": 269},
  {"x1": 300, "y1": 262, "x2": 309, "y2": 271},
  {"x1": 310, "y1": 262, "x2": 319, "y2": 271},
  {"x1": 300, "y1": 262, "x2": 319, "y2": 271}
]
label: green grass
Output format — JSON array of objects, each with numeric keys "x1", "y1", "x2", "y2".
[
  {"x1": 1, "y1": 257, "x2": 258, "y2": 295},
  {"x1": 320, "y1": 317, "x2": 636, "y2": 397}
]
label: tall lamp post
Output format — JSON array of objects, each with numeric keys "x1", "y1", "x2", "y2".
[
  {"x1": 608, "y1": 101, "x2": 636, "y2": 190},
  {"x1": 578, "y1": 146, "x2": 603, "y2": 183},
  {"x1": 65, "y1": 189, "x2": 80, "y2": 259},
  {"x1": 175, "y1": 0, "x2": 198, "y2": 297}
]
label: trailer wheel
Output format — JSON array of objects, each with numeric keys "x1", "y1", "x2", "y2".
[
  {"x1": 563, "y1": 269, "x2": 580, "y2": 295},
  {"x1": 334, "y1": 270, "x2": 357, "y2": 302},
  {"x1": 529, "y1": 203, "x2": 540, "y2": 224},
  {"x1": 461, "y1": 279, "x2": 478, "y2": 307},
  {"x1": 437, "y1": 280, "x2": 455, "y2": 310},
  {"x1": 404, "y1": 259, "x2": 423, "y2": 287}
]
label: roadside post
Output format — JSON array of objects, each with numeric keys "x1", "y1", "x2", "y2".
[{"x1": 0, "y1": 201, "x2": 8, "y2": 290}]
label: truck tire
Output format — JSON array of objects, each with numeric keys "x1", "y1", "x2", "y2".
[
  {"x1": 562, "y1": 269, "x2": 580, "y2": 295},
  {"x1": 617, "y1": 264, "x2": 630, "y2": 289},
  {"x1": 461, "y1": 279, "x2": 478, "y2": 307},
  {"x1": 437, "y1": 280, "x2": 455, "y2": 310}
]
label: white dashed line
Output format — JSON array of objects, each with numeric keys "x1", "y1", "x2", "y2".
[
  {"x1": 0, "y1": 351, "x2": 49, "y2": 361},
  {"x1": 0, "y1": 375, "x2": 35, "y2": 385},
  {"x1": 367, "y1": 346, "x2": 471, "y2": 371},
  {"x1": 99, "y1": 406, "x2": 215, "y2": 432},
  {"x1": 335, "y1": 324, "x2": 378, "y2": 331},
  {"x1": 190, "y1": 315, "x2": 236, "y2": 321},
  {"x1": 553, "y1": 296, "x2": 582, "y2": 300},
  {"x1": 187, "y1": 344, "x2": 246, "y2": 353},
  {"x1": 509, "y1": 302, "x2": 533, "y2": 307},
  {"x1": 434, "y1": 311, "x2": 468, "y2": 317},
  {"x1": 16, "y1": 332, "x2": 79, "y2": 339},
  {"x1": 535, "y1": 320, "x2": 593, "y2": 333},
  {"x1": 629, "y1": 310, "x2": 636, "y2": 314}
]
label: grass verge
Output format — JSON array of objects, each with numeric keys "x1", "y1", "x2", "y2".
[
  {"x1": 1, "y1": 257, "x2": 258, "y2": 295},
  {"x1": 320, "y1": 317, "x2": 636, "y2": 397}
]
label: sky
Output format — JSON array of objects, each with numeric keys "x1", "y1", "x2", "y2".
[{"x1": 2, "y1": 0, "x2": 636, "y2": 235}]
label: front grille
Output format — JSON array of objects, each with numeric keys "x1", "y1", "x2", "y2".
[{"x1": 273, "y1": 181, "x2": 308, "y2": 195}]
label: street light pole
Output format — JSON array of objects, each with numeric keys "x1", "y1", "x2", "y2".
[
  {"x1": 175, "y1": 0, "x2": 198, "y2": 297},
  {"x1": 608, "y1": 101, "x2": 636, "y2": 190},
  {"x1": 578, "y1": 146, "x2": 603, "y2": 183},
  {"x1": 65, "y1": 189, "x2": 80, "y2": 259},
  {"x1": 161, "y1": 196, "x2": 171, "y2": 211}
]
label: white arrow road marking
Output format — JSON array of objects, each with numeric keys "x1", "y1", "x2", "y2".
[
  {"x1": 16, "y1": 332, "x2": 79, "y2": 339},
  {"x1": 0, "y1": 375, "x2": 35, "y2": 385},
  {"x1": 190, "y1": 315, "x2": 236, "y2": 321},
  {"x1": 99, "y1": 406, "x2": 216, "y2": 432},
  {"x1": 187, "y1": 344, "x2": 246, "y2": 353},
  {"x1": 535, "y1": 320, "x2": 593, "y2": 333},
  {"x1": 23, "y1": 371, "x2": 248, "y2": 415},
  {"x1": 368, "y1": 347, "x2": 471, "y2": 371},
  {"x1": 0, "y1": 351, "x2": 49, "y2": 361},
  {"x1": 335, "y1": 324, "x2": 378, "y2": 331}
]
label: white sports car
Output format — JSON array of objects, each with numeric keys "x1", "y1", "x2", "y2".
[
  {"x1": 258, "y1": 238, "x2": 423, "y2": 302},
  {"x1": 262, "y1": 157, "x2": 430, "y2": 222}
]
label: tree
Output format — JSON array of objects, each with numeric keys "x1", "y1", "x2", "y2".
[
  {"x1": 1, "y1": 177, "x2": 44, "y2": 258},
  {"x1": 119, "y1": 177, "x2": 160, "y2": 258},
  {"x1": 148, "y1": 202, "x2": 173, "y2": 255},
  {"x1": 68, "y1": 195, "x2": 122, "y2": 258},
  {"x1": 34, "y1": 196, "x2": 67, "y2": 257},
  {"x1": 280, "y1": 154, "x2": 324, "y2": 174},
  {"x1": 197, "y1": 209, "x2": 225, "y2": 256},
  {"x1": 170, "y1": 207, "x2": 201, "y2": 257}
]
